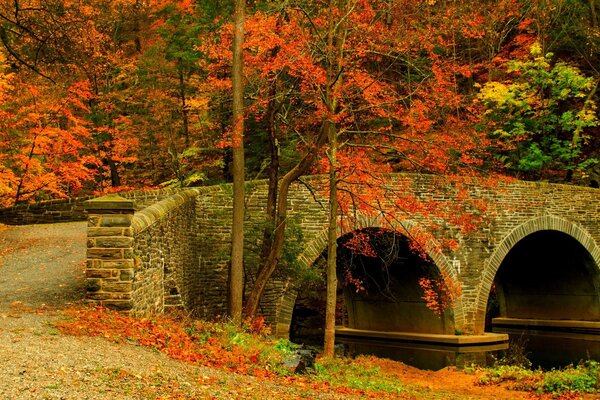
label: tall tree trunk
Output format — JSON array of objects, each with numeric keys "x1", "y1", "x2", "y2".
[
  {"x1": 323, "y1": 0, "x2": 346, "y2": 356},
  {"x1": 178, "y1": 67, "x2": 190, "y2": 149},
  {"x1": 229, "y1": 0, "x2": 245, "y2": 325},
  {"x1": 323, "y1": 120, "x2": 338, "y2": 357}
]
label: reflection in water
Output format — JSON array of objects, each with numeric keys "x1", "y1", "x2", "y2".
[
  {"x1": 336, "y1": 336, "x2": 507, "y2": 371},
  {"x1": 497, "y1": 331, "x2": 600, "y2": 370},
  {"x1": 336, "y1": 331, "x2": 600, "y2": 371}
]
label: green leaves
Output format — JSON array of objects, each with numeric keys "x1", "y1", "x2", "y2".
[{"x1": 477, "y1": 43, "x2": 599, "y2": 180}]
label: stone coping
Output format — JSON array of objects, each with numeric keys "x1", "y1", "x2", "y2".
[
  {"x1": 84, "y1": 194, "x2": 135, "y2": 210},
  {"x1": 335, "y1": 326, "x2": 508, "y2": 345},
  {"x1": 131, "y1": 189, "x2": 200, "y2": 234}
]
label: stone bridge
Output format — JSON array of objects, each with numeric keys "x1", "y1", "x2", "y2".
[{"x1": 2, "y1": 174, "x2": 600, "y2": 350}]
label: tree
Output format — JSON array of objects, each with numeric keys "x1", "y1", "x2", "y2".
[
  {"x1": 477, "y1": 42, "x2": 599, "y2": 181},
  {"x1": 229, "y1": 0, "x2": 246, "y2": 324}
]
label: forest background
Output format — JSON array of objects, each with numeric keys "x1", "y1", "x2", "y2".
[{"x1": 0, "y1": 0, "x2": 599, "y2": 208}]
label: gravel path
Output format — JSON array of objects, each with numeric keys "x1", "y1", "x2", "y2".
[{"x1": 0, "y1": 222, "x2": 87, "y2": 311}]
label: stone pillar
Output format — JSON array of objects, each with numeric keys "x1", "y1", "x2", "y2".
[{"x1": 84, "y1": 195, "x2": 135, "y2": 312}]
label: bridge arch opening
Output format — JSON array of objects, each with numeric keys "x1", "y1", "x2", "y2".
[
  {"x1": 336, "y1": 228, "x2": 455, "y2": 334},
  {"x1": 484, "y1": 228, "x2": 600, "y2": 366},
  {"x1": 487, "y1": 230, "x2": 600, "y2": 326},
  {"x1": 477, "y1": 216, "x2": 600, "y2": 332},
  {"x1": 289, "y1": 228, "x2": 456, "y2": 344}
]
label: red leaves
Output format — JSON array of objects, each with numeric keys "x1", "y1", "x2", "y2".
[{"x1": 418, "y1": 271, "x2": 463, "y2": 315}]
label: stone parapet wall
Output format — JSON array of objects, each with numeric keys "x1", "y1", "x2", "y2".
[
  {"x1": 84, "y1": 189, "x2": 201, "y2": 316},
  {"x1": 131, "y1": 189, "x2": 200, "y2": 316},
  {"x1": 0, "y1": 187, "x2": 187, "y2": 226},
  {"x1": 0, "y1": 196, "x2": 93, "y2": 225}
]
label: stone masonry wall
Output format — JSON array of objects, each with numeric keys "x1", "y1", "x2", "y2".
[
  {"x1": 194, "y1": 182, "x2": 300, "y2": 332},
  {"x1": 130, "y1": 189, "x2": 200, "y2": 316},
  {"x1": 84, "y1": 189, "x2": 200, "y2": 316},
  {"x1": 0, "y1": 187, "x2": 186, "y2": 225}
]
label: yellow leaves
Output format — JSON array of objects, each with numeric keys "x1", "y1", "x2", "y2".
[
  {"x1": 529, "y1": 41, "x2": 543, "y2": 57},
  {"x1": 478, "y1": 82, "x2": 512, "y2": 106}
]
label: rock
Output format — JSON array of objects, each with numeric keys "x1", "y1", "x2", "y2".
[{"x1": 283, "y1": 348, "x2": 316, "y2": 374}]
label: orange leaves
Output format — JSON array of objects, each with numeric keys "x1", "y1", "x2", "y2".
[
  {"x1": 0, "y1": 77, "x2": 101, "y2": 205},
  {"x1": 58, "y1": 307, "x2": 271, "y2": 376},
  {"x1": 418, "y1": 271, "x2": 463, "y2": 316}
]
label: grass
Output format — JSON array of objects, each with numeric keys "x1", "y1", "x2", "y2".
[
  {"x1": 313, "y1": 356, "x2": 407, "y2": 395},
  {"x1": 476, "y1": 360, "x2": 600, "y2": 396}
]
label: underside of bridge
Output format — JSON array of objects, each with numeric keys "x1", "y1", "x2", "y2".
[
  {"x1": 337, "y1": 228, "x2": 454, "y2": 335},
  {"x1": 488, "y1": 229, "x2": 600, "y2": 366}
]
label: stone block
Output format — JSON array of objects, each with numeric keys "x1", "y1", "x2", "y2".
[
  {"x1": 102, "y1": 281, "x2": 133, "y2": 293},
  {"x1": 103, "y1": 260, "x2": 135, "y2": 269},
  {"x1": 86, "y1": 259, "x2": 102, "y2": 268},
  {"x1": 85, "y1": 279, "x2": 101, "y2": 292},
  {"x1": 87, "y1": 215, "x2": 100, "y2": 227},
  {"x1": 120, "y1": 269, "x2": 135, "y2": 281},
  {"x1": 84, "y1": 194, "x2": 135, "y2": 211},
  {"x1": 92, "y1": 292, "x2": 132, "y2": 301},
  {"x1": 88, "y1": 227, "x2": 127, "y2": 237},
  {"x1": 95, "y1": 237, "x2": 134, "y2": 248},
  {"x1": 102, "y1": 300, "x2": 133, "y2": 311},
  {"x1": 86, "y1": 269, "x2": 114, "y2": 279},
  {"x1": 87, "y1": 248, "x2": 123, "y2": 260},
  {"x1": 101, "y1": 215, "x2": 134, "y2": 227}
]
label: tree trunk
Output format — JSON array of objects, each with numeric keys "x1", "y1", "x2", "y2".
[
  {"x1": 243, "y1": 123, "x2": 329, "y2": 318},
  {"x1": 590, "y1": 0, "x2": 598, "y2": 29},
  {"x1": 258, "y1": 82, "x2": 280, "y2": 268},
  {"x1": 321, "y1": 0, "x2": 346, "y2": 355},
  {"x1": 178, "y1": 67, "x2": 190, "y2": 149},
  {"x1": 323, "y1": 121, "x2": 338, "y2": 357},
  {"x1": 14, "y1": 133, "x2": 38, "y2": 205},
  {"x1": 107, "y1": 158, "x2": 121, "y2": 187},
  {"x1": 229, "y1": 0, "x2": 245, "y2": 325}
]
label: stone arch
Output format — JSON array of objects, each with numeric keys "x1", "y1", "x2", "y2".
[
  {"x1": 474, "y1": 215, "x2": 600, "y2": 333},
  {"x1": 287, "y1": 215, "x2": 465, "y2": 334},
  {"x1": 297, "y1": 216, "x2": 458, "y2": 278}
]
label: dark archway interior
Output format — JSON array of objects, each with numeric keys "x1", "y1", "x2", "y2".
[
  {"x1": 337, "y1": 229, "x2": 454, "y2": 334},
  {"x1": 487, "y1": 230, "x2": 600, "y2": 325}
]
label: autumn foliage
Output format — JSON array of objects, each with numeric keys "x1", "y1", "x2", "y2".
[
  {"x1": 1, "y1": 0, "x2": 599, "y2": 333},
  {"x1": 0, "y1": 0, "x2": 597, "y2": 203},
  {"x1": 418, "y1": 271, "x2": 463, "y2": 316},
  {"x1": 56, "y1": 306, "x2": 412, "y2": 399},
  {"x1": 57, "y1": 307, "x2": 268, "y2": 375}
]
